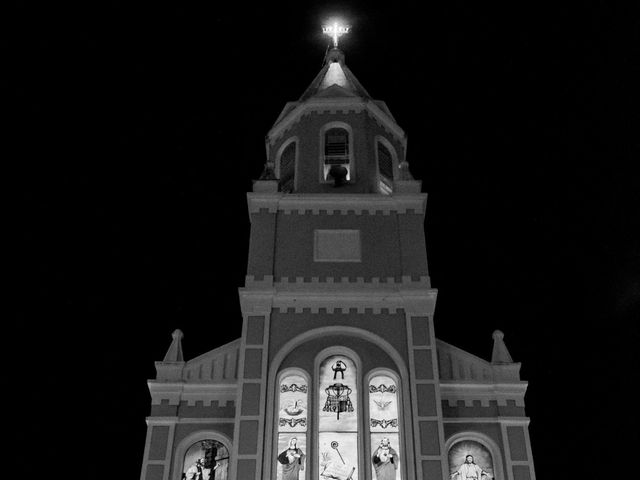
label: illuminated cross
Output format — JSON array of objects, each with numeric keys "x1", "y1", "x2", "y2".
[{"x1": 323, "y1": 22, "x2": 350, "y2": 48}]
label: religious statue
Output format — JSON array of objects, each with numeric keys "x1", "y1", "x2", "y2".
[
  {"x1": 184, "y1": 458, "x2": 205, "y2": 480},
  {"x1": 372, "y1": 437, "x2": 399, "y2": 480},
  {"x1": 450, "y1": 455, "x2": 493, "y2": 479},
  {"x1": 277, "y1": 437, "x2": 305, "y2": 480}
]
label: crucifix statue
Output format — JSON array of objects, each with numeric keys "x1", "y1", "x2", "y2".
[{"x1": 322, "y1": 22, "x2": 351, "y2": 48}]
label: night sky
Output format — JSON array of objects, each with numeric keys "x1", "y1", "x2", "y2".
[{"x1": 12, "y1": 1, "x2": 639, "y2": 479}]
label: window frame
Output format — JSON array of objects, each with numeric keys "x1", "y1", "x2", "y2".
[
  {"x1": 319, "y1": 122, "x2": 355, "y2": 183},
  {"x1": 273, "y1": 367, "x2": 312, "y2": 480},
  {"x1": 275, "y1": 136, "x2": 299, "y2": 192},
  {"x1": 366, "y1": 368, "x2": 405, "y2": 480},
  {"x1": 374, "y1": 135, "x2": 399, "y2": 195},
  {"x1": 270, "y1": 347, "x2": 408, "y2": 480}
]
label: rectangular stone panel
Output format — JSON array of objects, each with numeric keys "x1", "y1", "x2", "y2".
[
  {"x1": 422, "y1": 460, "x2": 443, "y2": 480},
  {"x1": 241, "y1": 383, "x2": 261, "y2": 416},
  {"x1": 243, "y1": 348, "x2": 263, "y2": 379},
  {"x1": 148, "y1": 425, "x2": 169, "y2": 460},
  {"x1": 238, "y1": 420, "x2": 259, "y2": 455},
  {"x1": 414, "y1": 349, "x2": 434, "y2": 380},
  {"x1": 513, "y1": 465, "x2": 532, "y2": 480},
  {"x1": 507, "y1": 426, "x2": 528, "y2": 461},
  {"x1": 419, "y1": 421, "x2": 441, "y2": 455},
  {"x1": 246, "y1": 316, "x2": 265, "y2": 345},
  {"x1": 416, "y1": 383, "x2": 437, "y2": 416},
  {"x1": 145, "y1": 464, "x2": 164, "y2": 480},
  {"x1": 313, "y1": 229, "x2": 361, "y2": 262},
  {"x1": 236, "y1": 459, "x2": 257, "y2": 479},
  {"x1": 411, "y1": 316, "x2": 430, "y2": 346}
]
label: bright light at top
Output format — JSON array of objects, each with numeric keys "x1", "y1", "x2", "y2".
[{"x1": 322, "y1": 21, "x2": 350, "y2": 48}]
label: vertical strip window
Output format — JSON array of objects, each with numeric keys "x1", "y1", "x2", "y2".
[
  {"x1": 277, "y1": 372, "x2": 308, "y2": 479},
  {"x1": 369, "y1": 374, "x2": 401, "y2": 480},
  {"x1": 319, "y1": 356, "x2": 359, "y2": 479},
  {"x1": 377, "y1": 141, "x2": 394, "y2": 195}
]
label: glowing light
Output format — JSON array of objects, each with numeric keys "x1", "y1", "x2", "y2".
[{"x1": 322, "y1": 21, "x2": 350, "y2": 48}]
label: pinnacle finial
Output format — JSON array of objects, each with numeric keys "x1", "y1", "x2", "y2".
[
  {"x1": 491, "y1": 329, "x2": 514, "y2": 364},
  {"x1": 163, "y1": 328, "x2": 184, "y2": 362},
  {"x1": 398, "y1": 160, "x2": 415, "y2": 181}
]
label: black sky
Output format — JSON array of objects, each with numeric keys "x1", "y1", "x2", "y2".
[{"x1": 11, "y1": 1, "x2": 639, "y2": 478}]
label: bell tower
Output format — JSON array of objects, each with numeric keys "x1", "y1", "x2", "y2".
[
  {"x1": 230, "y1": 30, "x2": 448, "y2": 480},
  {"x1": 140, "y1": 22, "x2": 537, "y2": 480}
]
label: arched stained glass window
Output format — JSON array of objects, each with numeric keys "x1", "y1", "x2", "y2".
[
  {"x1": 318, "y1": 356, "x2": 359, "y2": 479},
  {"x1": 279, "y1": 141, "x2": 296, "y2": 193},
  {"x1": 277, "y1": 371, "x2": 308, "y2": 479},
  {"x1": 182, "y1": 439, "x2": 229, "y2": 480},
  {"x1": 369, "y1": 373, "x2": 401, "y2": 480}
]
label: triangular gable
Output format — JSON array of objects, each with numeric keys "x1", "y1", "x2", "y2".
[
  {"x1": 183, "y1": 338, "x2": 240, "y2": 383},
  {"x1": 436, "y1": 338, "x2": 494, "y2": 382}
]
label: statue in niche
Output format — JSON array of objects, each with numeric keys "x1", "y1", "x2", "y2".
[
  {"x1": 277, "y1": 437, "x2": 305, "y2": 480},
  {"x1": 372, "y1": 437, "x2": 399, "y2": 480},
  {"x1": 450, "y1": 455, "x2": 493, "y2": 479}
]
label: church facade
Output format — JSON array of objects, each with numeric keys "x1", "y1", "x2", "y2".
[{"x1": 139, "y1": 45, "x2": 537, "y2": 480}]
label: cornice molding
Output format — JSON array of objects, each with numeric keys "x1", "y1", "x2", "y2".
[
  {"x1": 245, "y1": 275, "x2": 431, "y2": 289},
  {"x1": 267, "y1": 98, "x2": 406, "y2": 148},
  {"x1": 148, "y1": 381, "x2": 237, "y2": 406},
  {"x1": 439, "y1": 381, "x2": 529, "y2": 407},
  {"x1": 239, "y1": 286, "x2": 437, "y2": 315},
  {"x1": 246, "y1": 192, "x2": 428, "y2": 216}
]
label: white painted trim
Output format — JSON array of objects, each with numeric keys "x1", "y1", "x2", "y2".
[
  {"x1": 147, "y1": 417, "x2": 235, "y2": 424},
  {"x1": 148, "y1": 382, "x2": 237, "y2": 407},
  {"x1": 171, "y1": 430, "x2": 233, "y2": 480},
  {"x1": 239, "y1": 287, "x2": 437, "y2": 316},
  {"x1": 439, "y1": 382, "x2": 528, "y2": 408},
  {"x1": 444, "y1": 431, "x2": 506, "y2": 480},
  {"x1": 246, "y1": 192, "x2": 428, "y2": 216},
  {"x1": 248, "y1": 275, "x2": 431, "y2": 288},
  {"x1": 442, "y1": 417, "x2": 530, "y2": 425}
]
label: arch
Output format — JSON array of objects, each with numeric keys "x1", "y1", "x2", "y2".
[
  {"x1": 263, "y1": 326, "x2": 416, "y2": 480},
  {"x1": 172, "y1": 430, "x2": 233, "y2": 480},
  {"x1": 319, "y1": 121, "x2": 355, "y2": 182},
  {"x1": 275, "y1": 136, "x2": 298, "y2": 193},
  {"x1": 315, "y1": 347, "x2": 361, "y2": 480},
  {"x1": 445, "y1": 431, "x2": 505, "y2": 480}
]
